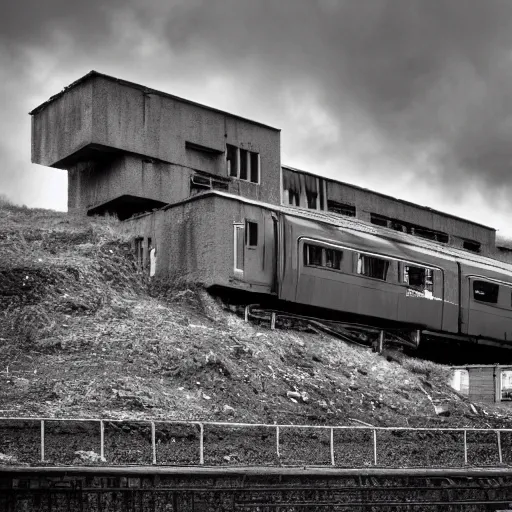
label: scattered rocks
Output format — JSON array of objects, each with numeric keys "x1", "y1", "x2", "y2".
[
  {"x1": 73, "y1": 451, "x2": 105, "y2": 464},
  {"x1": 223, "y1": 404, "x2": 235, "y2": 416}
]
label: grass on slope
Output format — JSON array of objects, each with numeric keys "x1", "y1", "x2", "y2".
[{"x1": 0, "y1": 202, "x2": 511, "y2": 429}]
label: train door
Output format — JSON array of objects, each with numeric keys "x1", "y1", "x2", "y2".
[{"x1": 467, "y1": 277, "x2": 512, "y2": 341}]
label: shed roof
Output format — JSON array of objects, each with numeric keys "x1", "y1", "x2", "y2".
[{"x1": 29, "y1": 71, "x2": 281, "y2": 132}]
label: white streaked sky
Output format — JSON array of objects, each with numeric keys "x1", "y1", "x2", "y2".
[{"x1": 1, "y1": 0, "x2": 512, "y2": 235}]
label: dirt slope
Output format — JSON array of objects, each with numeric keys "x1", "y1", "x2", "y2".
[{"x1": 1, "y1": 202, "x2": 511, "y2": 429}]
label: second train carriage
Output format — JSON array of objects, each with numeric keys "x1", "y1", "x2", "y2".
[{"x1": 124, "y1": 191, "x2": 512, "y2": 349}]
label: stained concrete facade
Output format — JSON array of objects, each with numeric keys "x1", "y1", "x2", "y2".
[
  {"x1": 281, "y1": 166, "x2": 496, "y2": 257},
  {"x1": 31, "y1": 72, "x2": 281, "y2": 218}
]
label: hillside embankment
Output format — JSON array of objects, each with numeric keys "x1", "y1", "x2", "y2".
[{"x1": 1, "y1": 201, "x2": 511, "y2": 432}]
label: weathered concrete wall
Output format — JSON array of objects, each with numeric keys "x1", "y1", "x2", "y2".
[
  {"x1": 67, "y1": 155, "x2": 191, "y2": 213},
  {"x1": 32, "y1": 74, "x2": 282, "y2": 209},
  {"x1": 31, "y1": 79, "x2": 93, "y2": 167},
  {"x1": 327, "y1": 180, "x2": 495, "y2": 254},
  {"x1": 122, "y1": 195, "x2": 275, "y2": 292}
]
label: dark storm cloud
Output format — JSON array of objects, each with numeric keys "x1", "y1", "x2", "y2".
[
  {"x1": 0, "y1": 0, "x2": 128, "y2": 46},
  {"x1": 162, "y1": 0, "x2": 512, "y2": 190}
]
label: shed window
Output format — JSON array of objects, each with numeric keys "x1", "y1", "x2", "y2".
[
  {"x1": 304, "y1": 244, "x2": 342, "y2": 270},
  {"x1": 357, "y1": 255, "x2": 389, "y2": 281},
  {"x1": 226, "y1": 144, "x2": 238, "y2": 177},
  {"x1": 463, "y1": 239, "x2": 481, "y2": 253},
  {"x1": 404, "y1": 265, "x2": 434, "y2": 294},
  {"x1": 327, "y1": 200, "x2": 356, "y2": 217},
  {"x1": 281, "y1": 168, "x2": 325, "y2": 210},
  {"x1": 473, "y1": 280, "x2": 499, "y2": 304},
  {"x1": 246, "y1": 221, "x2": 258, "y2": 247},
  {"x1": 501, "y1": 370, "x2": 512, "y2": 401}
]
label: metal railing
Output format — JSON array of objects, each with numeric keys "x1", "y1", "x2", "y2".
[{"x1": 1, "y1": 417, "x2": 512, "y2": 467}]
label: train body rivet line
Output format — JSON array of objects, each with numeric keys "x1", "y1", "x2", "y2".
[
  {"x1": 373, "y1": 429, "x2": 377, "y2": 465},
  {"x1": 330, "y1": 427, "x2": 335, "y2": 466},
  {"x1": 271, "y1": 312, "x2": 276, "y2": 330},
  {"x1": 100, "y1": 420, "x2": 105, "y2": 461},
  {"x1": 378, "y1": 331, "x2": 384, "y2": 354},
  {"x1": 276, "y1": 426, "x2": 280, "y2": 459},
  {"x1": 199, "y1": 423, "x2": 204, "y2": 465},
  {"x1": 497, "y1": 430, "x2": 503, "y2": 464},
  {"x1": 151, "y1": 421, "x2": 156, "y2": 465},
  {"x1": 40, "y1": 420, "x2": 45, "y2": 462},
  {"x1": 463, "y1": 430, "x2": 468, "y2": 465}
]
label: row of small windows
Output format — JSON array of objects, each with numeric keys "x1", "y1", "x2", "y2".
[
  {"x1": 303, "y1": 243, "x2": 434, "y2": 294},
  {"x1": 227, "y1": 144, "x2": 260, "y2": 184}
]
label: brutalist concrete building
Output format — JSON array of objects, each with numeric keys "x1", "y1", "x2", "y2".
[{"x1": 30, "y1": 71, "x2": 505, "y2": 284}]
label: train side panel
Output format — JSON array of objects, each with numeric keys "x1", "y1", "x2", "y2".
[
  {"x1": 460, "y1": 262, "x2": 512, "y2": 342},
  {"x1": 279, "y1": 215, "x2": 458, "y2": 332}
]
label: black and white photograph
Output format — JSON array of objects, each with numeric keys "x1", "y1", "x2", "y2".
[{"x1": 3, "y1": 1, "x2": 512, "y2": 509}]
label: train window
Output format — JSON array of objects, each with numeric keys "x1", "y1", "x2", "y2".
[
  {"x1": 325, "y1": 248, "x2": 342, "y2": 270},
  {"x1": 304, "y1": 244, "x2": 343, "y2": 270},
  {"x1": 304, "y1": 244, "x2": 323, "y2": 267},
  {"x1": 404, "y1": 265, "x2": 434, "y2": 295},
  {"x1": 357, "y1": 255, "x2": 389, "y2": 281},
  {"x1": 245, "y1": 221, "x2": 258, "y2": 247},
  {"x1": 473, "y1": 280, "x2": 499, "y2": 304},
  {"x1": 501, "y1": 370, "x2": 512, "y2": 401}
]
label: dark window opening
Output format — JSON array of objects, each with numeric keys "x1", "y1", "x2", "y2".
[
  {"x1": 325, "y1": 248, "x2": 342, "y2": 269},
  {"x1": 134, "y1": 237, "x2": 144, "y2": 267},
  {"x1": 304, "y1": 244, "x2": 343, "y2": 270},
  {"x1": 240, "y1": 148, "x2": 249, "y2": 180},
  {"x1": 250, "y1": 152, "x2": 259, "y2": 183},
  {"x1": 304, "y1": 244, "x2": 323, "y2": 267},
  {"x1": 357, "y1": 254, "x2": 389, "y2": 281},
  {"x1": 246, "y1": 221, "x2": 258, "y2": 247},
  {"x1": 370, "y1": 214, "x2": 389, "y2": 227},
  {"x1": 473, "y1": 280, "x2": 499, "y2": 304},
  {"x1": 502, "y1": 370, "x2": 512, "y2": 401},
  {"x1": 404, "y1": 265, "x2": 434, "y2": 294},
  {"x1": 226, "y1": 144, "x2": 238, "y2": 177},
  {"x1": 463, "y1": 239, "x2": 481, "y2": 253},
  {"x1": 282, "y1": 168, "x2": 325, "y2": 210},
  {"x1": 327, "y1": 200, "x2": 356, "y2": 217}
]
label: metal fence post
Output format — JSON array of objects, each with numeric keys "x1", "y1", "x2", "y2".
[
  {"x1": 151, "y1": 422, "x2": 156, "y2": 465},
  {"x1": 330, "y1": 428, "x2": 335, "y2": 466},
  {"x1": 100, "y1": 420, "x2": 105, "y2": 461},
  {"x1": 463, "y1": 430, "x2": 467, "y2": 465},
  {"x1": 276, "y1": 426, "x2": 280, "y2": 459},
  {"x1": 373, "y1": 429, "x2": 377, "y2": 465},
  {"x1": 497, "y1": 430, "x2": 503, "y2": 464},
  {"x1": 199, "y1": 423, "x2": 204, "y2": 465},
  {"x1": 270, "y1": 312, "x2": 276, "y2": 330},
  {"x1": 40, "y1": 420, "x2": 45, "y2": 462}
]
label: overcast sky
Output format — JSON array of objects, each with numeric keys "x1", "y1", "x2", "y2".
[{"x1": 2, "y1": 0, "x2": 512, "y2": 232}]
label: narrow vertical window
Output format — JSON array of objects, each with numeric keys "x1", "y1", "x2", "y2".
[
  {"x1": 226, "y1": 144, "x2": 238, "y2": 177},
  {"x1": 246, "y1": 221, "x2": 258, "y2": 247},
  {"x1": 250, "y1": 152, "x2": 260, "y2": 183},
  {"x1": 233, "y1": 224, "x2": 245, "y2": 272},
  {"x1": 240, "y1": 148, "x2": 249, "y2": 180}
]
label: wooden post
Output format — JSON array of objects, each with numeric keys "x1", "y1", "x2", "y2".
[
  {"x1": 276, "y1": 426, "x2": 280, "y2": 459},
  {"x1": 330, "y1": 428, "x2": 335, "y2": 466},
  {"x1": 199, "y1": 423, "x2": 204, "y2": 465},
  {"x1": 378, "y1": 331, "x2": 384, "y2": 354},
  {"x1": 244, "y1": 306, "x2": 249, "y2": 323},
  {"x1": 40, "y1": 420, "x2": 45, "y2": 462},
  {"x1": 497, "y1": 430, "x2": 503, "y2": 464},
  {"x1": 270, "y1": 312, "x2": 276, "y2": 330},
  {"x1": 151, "y1": 422, "x2": 156, "y2": 465}
]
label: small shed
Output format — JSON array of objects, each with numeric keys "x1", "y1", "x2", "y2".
[{"x1": 450, "y1": 365, "x2": 512, "y2": 406}]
